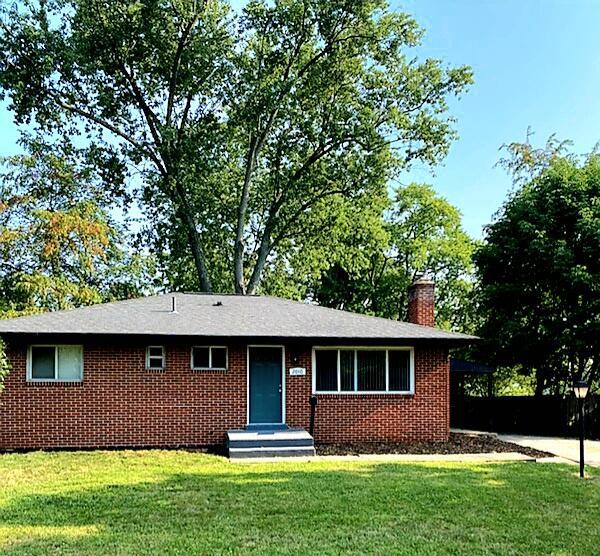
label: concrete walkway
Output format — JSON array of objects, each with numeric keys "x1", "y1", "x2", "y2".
[
  {"x1": 235, "y1": 452, "x2": 534, "y2": 464},
  {"x1": 498, "y1": 434, "x2": 600, "y2": 467}
]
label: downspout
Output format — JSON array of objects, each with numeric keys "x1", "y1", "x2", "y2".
[{"x1": 309, "y1": 395, "x2": 318, "y2": 437}]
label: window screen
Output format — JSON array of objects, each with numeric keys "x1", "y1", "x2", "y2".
[
  {"x1": 340, "y1": 350, "x2": 355, "y2": 391},
  {"x1": 210, "y1": 347, "x2": 227, "y2": 369},
  {"x1": 192, "y1": 347, "x2": 210, "y2": 368},
  {"x1": 57, "y1": 346, "x2": 83, "y2": 380}
]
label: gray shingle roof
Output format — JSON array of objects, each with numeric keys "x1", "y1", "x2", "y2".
[{"x1": 0, "y1": 293, "x2": 477, "y2": 342}]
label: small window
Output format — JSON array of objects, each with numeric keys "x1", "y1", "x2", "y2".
[
  {"x1": 29, "y1": 345, "x2": 83, "y2": 381},
  {"x1": 146, "y1": 346, "x2": 165, "y2": 370},
  {"x1": 191, "y1": 346, "x2": 228, "y2": 370}
]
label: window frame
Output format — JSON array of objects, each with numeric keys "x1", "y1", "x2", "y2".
[
  {"x1": 27, "y1": 344, "x2": 84, "y2": 382},
  {"x1": 312, "y1": 346, "x2": 414, "y2": 395},
  {"x1": 190, "y1": 346, "x2": 228, "y2": 371},
  {"x1": 146, "y1": 345, "x2": 166, "y2": 370}
]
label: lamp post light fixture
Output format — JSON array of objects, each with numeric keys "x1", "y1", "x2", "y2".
[{"x1": 573, "y1": 380, "x2": 589, "y2": 479}]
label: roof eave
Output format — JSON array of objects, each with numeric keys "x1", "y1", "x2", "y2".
[{"x1": 0, "y1": 330, "x2": 479, "y2": 343}]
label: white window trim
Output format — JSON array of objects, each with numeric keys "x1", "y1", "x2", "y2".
[
  {"x1": 312, "y1": 346, "x2": 414, "y2": 395},
  {"x1": 190, "y1": 346, "x2": 228, "y2": 371},
  {"x1": 27, "y1": 344, "x2": 84, "y2": 382},
  {"x1": 146, "y1": 345, "x2": 166, "y2": 370}
]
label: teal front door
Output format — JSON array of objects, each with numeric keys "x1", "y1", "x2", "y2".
[{"x1": 249, "y1": 346, "x2": 283, "y2": 424}]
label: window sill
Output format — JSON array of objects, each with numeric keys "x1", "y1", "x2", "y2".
[
  {"x1": 145, "y1": 368, "x2": 166, "y2": 373},
  {"x1": 191, "y1": 368, "x2": 228, "y2": 373},
  {"x1": 314, "y1": 392, "x2": 414, "y2": 398},
  {"x1": 26, "y1": 380, "x2": 84, "y2": 387}
]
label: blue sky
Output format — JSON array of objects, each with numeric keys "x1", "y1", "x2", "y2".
[
  {"x1": 396, "y1": 0, "x2": 600, "y2": 236},
  {"x1": 1, "y1": 1, "x2": 599, "y2": 238}
]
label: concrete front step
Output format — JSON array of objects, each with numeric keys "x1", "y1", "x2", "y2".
[
  {"x1": 244, "y1": 423, "x2": 289, "y2": 432},
  {"x1": 229, "y1": 445, "x2": 316, "y2": 459},
  {"x1": 227, "y1": 426, "x2": 315, "y2": 459}
]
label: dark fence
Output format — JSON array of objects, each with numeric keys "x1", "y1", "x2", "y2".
[{"x1": 451, "y1": 395, "x2": 600, "y2": 439}]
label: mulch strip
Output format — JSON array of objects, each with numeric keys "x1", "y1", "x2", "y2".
[{"x1": 316, "y1": 432, "x2": 552, "y2": 458}]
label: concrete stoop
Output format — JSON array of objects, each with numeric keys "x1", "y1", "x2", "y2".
[{"x1": 227, "y1": 426, "x2": 315, "y2": 459}]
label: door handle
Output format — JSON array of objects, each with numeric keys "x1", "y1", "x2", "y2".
[{"x1": 279, "y1": 384, "x2": 282, "y2": 393}]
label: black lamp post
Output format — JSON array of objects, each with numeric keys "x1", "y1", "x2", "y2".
[{"x1": 573, "y1": 380, "x2": 589, "y2": 479}]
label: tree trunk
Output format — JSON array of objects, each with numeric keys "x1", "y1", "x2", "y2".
[
  {"x1": 246, "y1": 215, "x2": 276, "y2": 296},
  {"x1": 397, "y1": 291, "x2": 407, "y2": 321},
  {"x1": 534, "y1": 368, "x2": 545, "y2": 397},
  {"x1": 245, "y1": 234, "x2": 271, "y2": 296},
  {"x1": 234, "y1": 137, "x2": 258, "y2": 294},
  {"x1": 170, "y1": 175, "x2": 212, "y2": 292},
  {"x1": 178, "y1": 206, "x2": 212, "y2": 292}
]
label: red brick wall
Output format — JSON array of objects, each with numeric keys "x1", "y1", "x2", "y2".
[
  {"x1": 0, "y1": 339, "x2": 248, "y2": 450},
  {"x1": 286, "y1": 346, "x2": 450, "y2": 443},
  {"x1": 0, "y1": 338, "x2": 449, "y2": 450},
  {"x1": 407, "y1": 280, "x2": 435, "y2": 327}
]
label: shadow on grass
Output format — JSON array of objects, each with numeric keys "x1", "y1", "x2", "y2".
[{"x1": 0, "y1": 460, "x2": 596, "y2": 555}]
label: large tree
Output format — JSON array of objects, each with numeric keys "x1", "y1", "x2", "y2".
[
  {"x1": 475, "y1": 142, "x2": 600, "y2": 395},
  {"x1": 0, "y1": 138, "x2": 153, "y2": 316},
  {"x1": 311, "y1": 183, "x2": 476, "y2": 330},
  {"x1": 0, "y1": 0, "x2": 472, "y2": 294}
]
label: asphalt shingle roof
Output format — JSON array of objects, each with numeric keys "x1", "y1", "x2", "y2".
[{"x1": 0, "y1": 293, "x2": 477, "y2": 342}]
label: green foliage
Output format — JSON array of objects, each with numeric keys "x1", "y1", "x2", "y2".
[
  {"x1": 0, "y1": 0, "x2": 472, "y2": 294},
  {"x1": 0, "y1": 337, "x2": 10, "y2": 394},
  {"x1": 491, "y1": 368, "x2": 537, "y2": 396},
  {"x1": 260, "y1": 185, "x2": 390, "y2": 300},
  {"x1": 310, "y1": 183, "x2": 476, "y2": 331},
  {"x1": 0, "y1": 139, "x2": 154, "y2": 316},
  {"x1": 460, "y1": 366, "x2": 536, "y2": 397},
  {"x1": 388, "y1": 183, "x2": 476, "y2": 329},
  {"x1": 475, "y1": 142, "x2": 600, "y2": 396}
]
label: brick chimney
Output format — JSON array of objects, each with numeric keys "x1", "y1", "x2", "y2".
[{"x1": 407, "y1": 277, "x2": 435, "y2": 327}]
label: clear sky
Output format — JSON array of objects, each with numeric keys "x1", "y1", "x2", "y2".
[
  {"x1": 395, "y1": 0, "x2": 600, "y2": 236},
  {"x1": 1, "y1": 0, "x2": 599, "y2": 238}
]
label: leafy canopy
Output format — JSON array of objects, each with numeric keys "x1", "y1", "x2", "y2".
[
  {"x1": 0, "y1": 337, "x2": 9, "y2": 393},
  {"x1": 311, "y1": 183, "x2": 476, "y2": 330},
  {"x1": 0, "y1": 0, "x2": 472, "y2": 294},
  {"x1": 475, "y1": 140, "x2": 600, "y2": 395},
  {"x1": 0, "y1": 138, "x2": 153, "y2": 316}
]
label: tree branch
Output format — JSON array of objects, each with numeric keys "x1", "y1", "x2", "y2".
[
  {"x1": 166, "y1": 14, "x2": 199, "y2": 126},
  {"x1": 234, "y1": 134, "x2": 259, "y2": 293},
  {"x1": 119, "y1": 63, "x2": 164, "y2": 148},
  {"x1": 53, "y1": 97, "x2": 167, "y2": 176},
  {"x1": 269, "y1": 186, "x2": 351, "y2": 249},
  {"x1": 245, "y1": 200, "x2": 281, "y2": 296}
]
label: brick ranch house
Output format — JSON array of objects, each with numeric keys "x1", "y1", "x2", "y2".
[{"x1": 0, "y1": 279, "x2": 475, "y2": 455}]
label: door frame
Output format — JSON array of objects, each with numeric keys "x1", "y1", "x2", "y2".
[{"x1": 246, "y1": 344, "x2": 286, "y2": 425}]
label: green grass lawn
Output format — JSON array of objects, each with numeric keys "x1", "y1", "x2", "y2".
[{"x1": 0, "y1": 451, "x2": 598, "y2": 555}]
